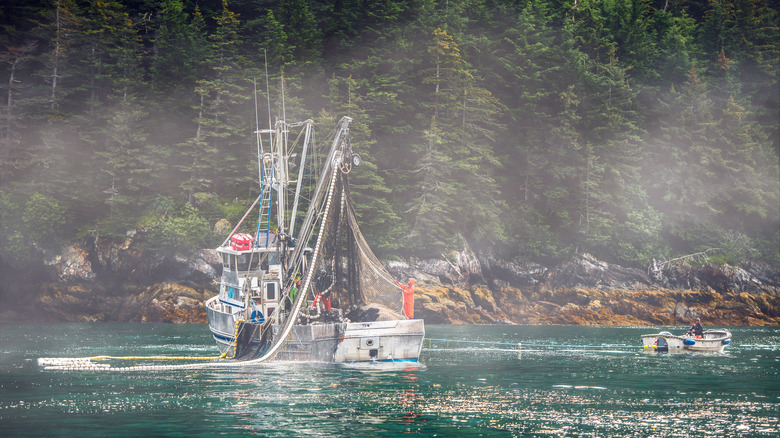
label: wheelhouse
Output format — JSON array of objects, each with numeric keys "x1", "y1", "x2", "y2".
[{"x1": 216, "y1": 234, "x2": 286, "y2": 320}]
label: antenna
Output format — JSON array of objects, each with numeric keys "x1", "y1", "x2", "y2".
[
  {"x1": 253, "y1": 78, "x2": 262, "y2": 187},
  {"x1": 281, "y1": 72, "x2": 287, "y2": 127},
  {"x1": 281, "y1": 72, "x2": 287, "y2": 197},
  {"x1": 264, "y1": 49, "x2": 272, "y2": 132}
]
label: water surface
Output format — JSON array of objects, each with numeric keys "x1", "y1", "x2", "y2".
[{"x1": 1, "y1": 324, "x2": 778, "y2": 437}]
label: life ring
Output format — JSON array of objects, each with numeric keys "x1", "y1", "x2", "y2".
[{"x1": 250, "y1": 310, "x2": 265, "y2": 324}]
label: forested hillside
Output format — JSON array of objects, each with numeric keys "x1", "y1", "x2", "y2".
[{"x1": 1, "y1": 0, "x2": 778, "y2": 269}]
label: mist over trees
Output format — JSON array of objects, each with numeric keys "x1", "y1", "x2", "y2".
[{"x1": 1, "y1": 0, "x2": 778, "y2": 268}]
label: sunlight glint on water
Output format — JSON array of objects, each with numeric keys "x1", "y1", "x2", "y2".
[{"x1": 1, "y1": 323, "x2": 778, "y2": 437}]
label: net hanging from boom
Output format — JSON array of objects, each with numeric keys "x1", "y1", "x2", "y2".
[{"x1": 320, "y1": 171, "x2": 404, "y2": 315}]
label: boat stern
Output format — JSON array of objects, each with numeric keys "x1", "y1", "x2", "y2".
[
  {"x1": 641, "y1": 332, "x2": 686, "y2": 352},
  {"x1": 334, "y1": 319, "x2": 425, "y2": 362}
]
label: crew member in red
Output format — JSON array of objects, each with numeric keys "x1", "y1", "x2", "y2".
[{"x1": 397, "y1": 278, "x2": 416, "y2": 319}]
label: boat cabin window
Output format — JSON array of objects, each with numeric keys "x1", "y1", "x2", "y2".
[
  {"x1": 265, "y1": 283, "x2": 277, "y2": 301},
  {"x1": 236, "y1": 253, "x2": 260, "y2": 272},
  {"x1": 222, "y1": 253, "x2": 262, "y2": 273},
  {"x1": 261, "y1": 252, "x2": 280, "y2": 271}
]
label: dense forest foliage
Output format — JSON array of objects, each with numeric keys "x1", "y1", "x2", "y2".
[{"x1": 0, "y1": 0, "x2": 778, "y2": 268}]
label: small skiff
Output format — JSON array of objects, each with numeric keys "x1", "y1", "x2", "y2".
[{"x1": 641, "y1": 329, "x2": 732, "y2": 353}]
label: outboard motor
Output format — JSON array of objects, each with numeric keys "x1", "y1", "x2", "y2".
[{"x1": 655, "y1": 336, "x2": 668, "y2": 352}]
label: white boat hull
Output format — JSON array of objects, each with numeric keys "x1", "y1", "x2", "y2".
[
  {"x1": 206, "y1": 296, "x2": 424, "y2": 362},
  {"x1": 641, "y1": 329, "x2": 732, "y2": 353}
]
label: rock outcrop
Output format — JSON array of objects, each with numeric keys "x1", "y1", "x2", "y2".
[
  {"x1": 391, "y1": 251, "x2": 779, "y2": 326},
  {"x1": 1, "y1": 234, "x2": 778, "y2": 326},
  {"x1": 0, "y1": 230, "x2": 219, "y2": 323},
  {"x1": 32, "y1": 282, "x2": 210, "y2": 323}
]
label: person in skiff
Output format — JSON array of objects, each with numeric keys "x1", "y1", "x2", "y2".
[{"x1": 688, "y1": 318, "x2": 704, "y2": 338}]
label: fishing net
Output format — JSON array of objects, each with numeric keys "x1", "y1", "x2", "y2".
[
  {"x1": 319, "y1": 172, "x2": 405, "y2": 316},
  {"x1": 233, "y1": 321, "x2": 271, "y2": 360}
]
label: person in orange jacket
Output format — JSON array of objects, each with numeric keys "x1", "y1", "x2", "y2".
[{"x1": 397, "y1": 278, "x2": 416, "y2": 319}]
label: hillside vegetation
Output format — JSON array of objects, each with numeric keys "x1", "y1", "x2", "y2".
[{"x1": 1, "y1": 0, "x2": 778, "y2": 269}]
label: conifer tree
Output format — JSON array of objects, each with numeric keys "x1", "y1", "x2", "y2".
[
  {"x1": 150, "y1": 0, "x2": 210, "y2": 97},
  {"x1": 406, "y1": 28, "x2": 504, "y2": 255},
  {"x1": 650, "y1": 7, "x2": 698, "y2": 85},
  {"x1": 33, "y1": 0, "x2": 80, "y2": 114},
  {"x1": 0, "y1": 41, "x2": 37, "y2": 182},
  {"x1": 641, "y1": 68, "x2": 777, "y2": 255},
  {"x1": 77, "y1": 0, "x2": 133, "y2": 113},
  {"x1": 324, "y1": 75, "x2": 402, "y2": 253},
  {"x1": 179, "y1": 0, "x2": 250, "y2": 205},
  {"x1": 276, "y1": 0, "x2": 322, "y2": 63},
  {"x1": 75, "y1": 1, "x2": 151, "y2": 225},
  {"x1": 94, "y1": 99, "x2": 155, "y2": 221},
  {"x1": 601, "y1": 0, "x2": 658, "y2": 80},
  {"x1": 258, "y1": 10, "x2": 294, "y2": 68},
  {"x1": 496, "y1": 6, "x2": 583, "y2": 259}
]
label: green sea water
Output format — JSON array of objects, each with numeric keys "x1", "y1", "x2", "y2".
[{"x1": 1, "y1": 323, "x2": 778, "y2": 437}]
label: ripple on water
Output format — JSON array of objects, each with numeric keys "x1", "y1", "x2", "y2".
[{"x1": 1, "y1": 323, "x2": 778, "y2": 437}]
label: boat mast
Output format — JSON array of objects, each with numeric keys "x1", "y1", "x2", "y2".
[
  {"x1": 287, "y1": 116, "x2": 352, "y2": 269},
  {"x1": 288, "y1": 120, "x2": 313, "y2": 237},
  {"x1": 274, "y1": 118, "x2": 286, "y2": 235},
  {"x1": 276, "y1": 72, "x2": 289, "y2": 237}
]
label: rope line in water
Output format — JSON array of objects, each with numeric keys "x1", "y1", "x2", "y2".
[
  {"x1": 425, "y1": 338, "x2": 636, "y2": 349},
  {"x1": 89, "y1": 356, "x2": 219, "y2": 361},
  {"x1": 37, "y1": 355, "x2": 223, "y2": 372}
]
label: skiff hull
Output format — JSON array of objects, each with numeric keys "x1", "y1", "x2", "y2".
[{"x1": 641, "y1": 329, "x2": 732, "y2": 353}]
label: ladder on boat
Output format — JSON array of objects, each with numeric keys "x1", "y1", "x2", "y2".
[{"x1": 256, "y1": 156, "x2": 274, "y2": 248}]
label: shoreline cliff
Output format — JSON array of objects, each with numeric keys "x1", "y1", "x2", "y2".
[{"x1": 1, "y1": 231, "x2": 778, "y2": 326}]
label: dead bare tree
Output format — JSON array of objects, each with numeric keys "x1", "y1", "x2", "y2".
[{"x1": 0, "y1": 41, "x2": 38, "y2": 181}]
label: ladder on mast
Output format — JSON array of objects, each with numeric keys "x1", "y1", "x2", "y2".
[{"x1": 256, "y1": 128, "x2": 277, "y2": 248}]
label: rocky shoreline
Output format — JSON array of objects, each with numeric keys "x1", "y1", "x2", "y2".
[
  {"x1": 1, "y1": 231, "x2": 778, "y2": 326},
  {"x1": 391, "y1": 253, "x2": 780, "y2": 326}
]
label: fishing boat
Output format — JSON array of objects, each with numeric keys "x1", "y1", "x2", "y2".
[
  {"x1": 641, "y1": 329, "x2": 732, "y2": 352},
  {"x1": 205, "y1": 116, "x2": 424, "y2": 363}
]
